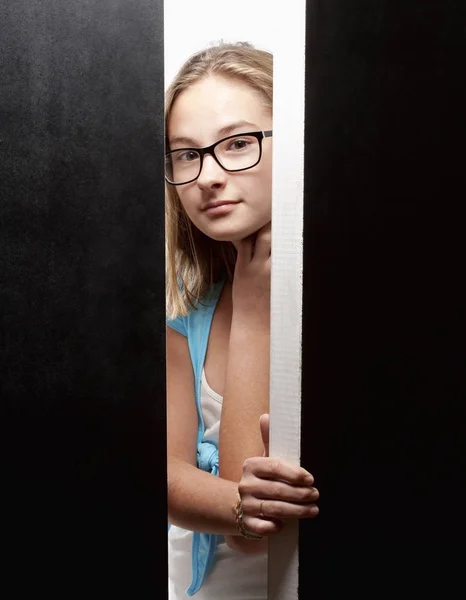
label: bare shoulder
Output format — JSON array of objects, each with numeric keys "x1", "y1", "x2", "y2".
[
  {"x1": 166, "y1": 324, "x2": 191, "y2": 364},
  {"x1": 166, "y1": 326, "x2": 197, "y2": 465}
]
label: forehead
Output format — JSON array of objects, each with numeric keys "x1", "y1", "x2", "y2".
[{"x1": 168, "y1": 76, "x2": 271, "y2": 145}]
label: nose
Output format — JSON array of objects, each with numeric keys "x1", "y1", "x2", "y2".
[{"x1": 196, "y1": 153, "x2": 227, "y2": 190}]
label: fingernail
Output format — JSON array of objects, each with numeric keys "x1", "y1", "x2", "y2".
[{"x1": 310, "y1": 505, "x2": 319, "y2": 515}]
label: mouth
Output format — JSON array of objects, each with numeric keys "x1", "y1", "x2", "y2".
[{"x1": 202, "y1": 200, "x2": 241, "y2": 214}]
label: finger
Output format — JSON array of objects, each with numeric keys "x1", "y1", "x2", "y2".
[
  {"x1": 241, "y1": 516, "x2": 283, "y2": 537},
  {"x1": 249, "y1": 499, "x2": 319, "y2": 521},
  {"x1": 251, "y1": 223, "x2": 271, "y2": 262},
  {"x1": 241, "y1": 480, "x2": 319, "y2": 504},
  {"x1": 243, "y1": 456, "x2": 315, "y2": 486},
  {"x1": 259, "y1": 413, "x2": 270, "y2": 457}
]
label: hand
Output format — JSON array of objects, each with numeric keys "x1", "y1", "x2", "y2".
[
  {"x1": 237, "y1": 414, "x2": 319, "y2": 538},
  {"x1": 232, "y1": 222, "x2": 271, "y2": 331}
]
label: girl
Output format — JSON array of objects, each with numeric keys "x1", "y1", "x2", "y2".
[{"x1": 165, "y1": 42, "x2": 319, "y2": 599}]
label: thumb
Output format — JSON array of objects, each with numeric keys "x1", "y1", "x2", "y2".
[{"x1": 259, "y1": 413, "x2": 270, "y2": 457}]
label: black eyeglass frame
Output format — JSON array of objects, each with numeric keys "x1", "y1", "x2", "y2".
[{"x1": 165, "y1": 130, "x2": 273, "y2": 186}]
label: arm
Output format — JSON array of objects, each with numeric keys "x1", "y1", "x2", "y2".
[
  {"x1": 167, "y1": 325, "x2": 264, "y2": 543},
  {"x1": 218, "y1": 225, "x2": 272, "y2": 550},
  {"x1": 219, "y1": 321, "x2": 270, "y2": 482},
  {"x1": 167, "y1": 308, "x2": 318, "y2": 552},
  {"x1": 218, "y1": 226, "x2": 319, "y2": 550},
  {"x1": 219, "y1": 225, "x2": 272, "y2": 482}
]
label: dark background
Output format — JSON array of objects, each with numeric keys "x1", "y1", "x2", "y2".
[
  {"x1": 2, "y1": 0, "x2": 465, "y2": 598},
  {"x1": 1, "y1": 1, "x2": 166, "y2": 597},
  {"x1": 301, "y1": 1, "x2": 465, "y2": 597}
]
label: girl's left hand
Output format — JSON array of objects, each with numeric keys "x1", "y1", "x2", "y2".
[{"x1": 237, "y1": 414, "x2": 319, "y2": 538}]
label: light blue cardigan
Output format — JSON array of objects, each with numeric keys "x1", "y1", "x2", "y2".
[{"x1": 167, "y1": 280, "x2": 224, "y2": 596}]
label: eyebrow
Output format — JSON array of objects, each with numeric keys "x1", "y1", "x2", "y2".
[{"x1": 169, "y1": 120, "x2": 260, "y2": 148}]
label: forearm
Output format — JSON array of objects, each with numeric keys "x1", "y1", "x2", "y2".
[
  {"x1": 218, "y1": 319, "x2": 270, "y2": 483},
  {"x1": 168, "y1": 456, "x2": 238, "y2": 534}
]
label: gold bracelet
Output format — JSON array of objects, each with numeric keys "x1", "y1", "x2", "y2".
[{"x1": 233, "y1": 493, "x2": 264, "y2": 540}]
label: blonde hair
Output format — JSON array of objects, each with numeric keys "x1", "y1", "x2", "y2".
[{"x1": 165, "y1": 42, "x2": 273, "y2": 318}]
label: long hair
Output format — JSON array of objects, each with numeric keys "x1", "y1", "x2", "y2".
[{"x1": 165, "y1": 42, "x2": 273, "y2": 318}]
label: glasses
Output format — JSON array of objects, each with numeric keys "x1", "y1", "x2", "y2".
[{"x1": 165, "y1": 130, "x2": 273, "y2": 185}]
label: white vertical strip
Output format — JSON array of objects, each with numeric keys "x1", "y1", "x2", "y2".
[
  {"x1": 164, "y1": 0, "x2": 277, "y2": 86},
  {"x1": 268, "y1": 0, "x2": 307, "y2": 598}
]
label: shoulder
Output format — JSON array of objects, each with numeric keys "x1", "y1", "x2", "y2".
[
  {"x1": 166, "y1": 313, "x2": 189, "y2": 337},
  {"x1": 166, "y1": 280, "x2": 224, "y2": 336}
]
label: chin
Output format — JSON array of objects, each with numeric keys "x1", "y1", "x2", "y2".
[
  {"x1": 207, "y1": 232, "x2": 244, "y2": 243},
  {"x1": 196, "y1": 223, "x2": 244, "y2": 242},
  {"x1": 202, "y1": 221, "x2": 270, "y2": 243},
  {"x1": 206, "y1": 230, "x2": 257, "y2": 243}
]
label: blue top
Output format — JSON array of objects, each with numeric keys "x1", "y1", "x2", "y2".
[{"x1": 166, "y1": 280, "x2": 225, "y2": 596}]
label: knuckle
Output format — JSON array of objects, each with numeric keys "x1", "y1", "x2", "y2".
[
  {"x1": 268, "y1": 459, "x2": 283, "y2": 477},
  {"x1": 303, "y1": 487, "x2": 316, "y2": 501},
  {"x1": 304, "y1": 504, "x2": 315, "y2": 517},
  {"x1": 293, "y1": 466, "x2": 307, "y2": 481},
  {"x1": 254, "y1": 520, "x2": 272, "y2": 536},
  {"x1": 265, "y1": 501, "x2": 279, "y2": 517},
  {"x1": 238, "y1": 480, "x2": 248, "y2": 496},
  {"x1": 294, "y1": 505, "x2": 310, "y2": 519},
  {"x1": 241, "y1": 516, "x2": 254, "y2": 531},
  {"x1": 271, "y1": 481, "x2": 285, "y2": 499},
  {"x1": 242, "y1": 457, "x2": 255, "y2": 473}
]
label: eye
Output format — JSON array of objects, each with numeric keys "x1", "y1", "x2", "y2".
[
  {"x1": 174, "y1": 150, "x2": 199, "y2": 163},
  {"x1": 227, "y1": 138, "x2": 252, "y2": 151}
]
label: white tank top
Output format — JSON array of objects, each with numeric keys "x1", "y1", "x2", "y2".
[{"x1": 168, "y1": 369, "x2": 268, "y2": 599}]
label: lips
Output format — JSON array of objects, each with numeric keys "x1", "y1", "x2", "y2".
[{"x1": 202, "y1": 200, "x2": 240, "y2": 211}]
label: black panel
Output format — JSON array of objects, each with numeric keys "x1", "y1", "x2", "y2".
[
  {"x1": 0, "y1": 1, "x2": 166, "y2": 597},
  {"x1": 301, "y1": 1, "x2": 465, "y2": 597}
]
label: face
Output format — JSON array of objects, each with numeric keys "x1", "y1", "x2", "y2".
[{"x1": 167, "y1": 75, "x2": 272, "y2": 243}]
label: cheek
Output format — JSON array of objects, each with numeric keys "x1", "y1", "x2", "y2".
[
  {"x1": 177, "y1": 190, "x2": 205, "y2": 230},
  {"x1": 177, "y1": 189, "x2": 195, "y2": 215}
]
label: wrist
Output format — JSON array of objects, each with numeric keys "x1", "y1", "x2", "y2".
[{"x1": 233, "y1": 492, "x2": 264, "y2": 540}]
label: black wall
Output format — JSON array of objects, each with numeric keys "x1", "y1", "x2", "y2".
[
  {"x1": 3, "y1": 1, "x2": 465, "y2": 598},
  {"x1": 1, "y1": 2, "x2": 167, "y2": 597},
  {"x1": 301, "y1": 1, "x2": 465, "y2": 596}
]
